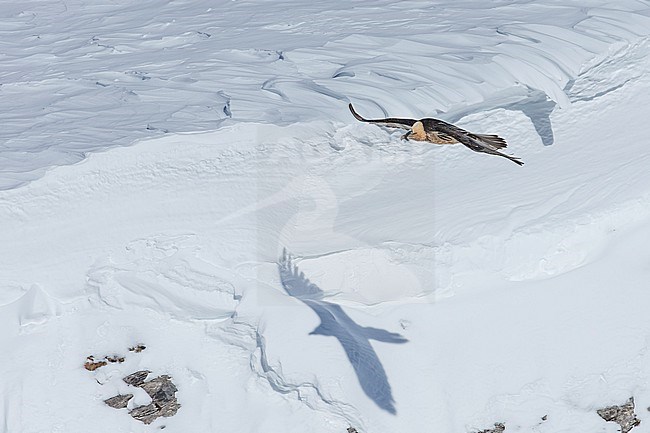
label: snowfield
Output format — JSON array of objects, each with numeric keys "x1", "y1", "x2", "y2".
[{"x1": 2, "y1": 1, "x2": 650, "y2": 432}]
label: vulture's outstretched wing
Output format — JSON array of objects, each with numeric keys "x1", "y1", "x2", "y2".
[
  {"x1": 349, "y1": 103, "x2": 416, "y2": 130},
  {"x1": 425, "y1": 119, "x2": 524, "y2": 166}
]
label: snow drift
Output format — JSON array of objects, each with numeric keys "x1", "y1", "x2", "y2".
[{"x1": 2, "y1": 1, "x2": 650, "y2": 432}]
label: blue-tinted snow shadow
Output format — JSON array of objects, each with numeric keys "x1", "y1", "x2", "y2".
[
  {"x1": 444, "y1": 88, "x2": 556, "y2": 146},
  {"x1": 278, "y1": 250, "x2": 407, "y2": 414}
]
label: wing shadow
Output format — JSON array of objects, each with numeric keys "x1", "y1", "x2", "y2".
[{"x1": 278, "y1": 250, "x2": 407, "y2": 414}]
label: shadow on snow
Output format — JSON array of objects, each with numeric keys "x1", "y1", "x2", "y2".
[
  {"x1": 445, "y1": 88, "x2": 556, "y2": 146},
  {"x1": 278, "y1": 250, "x2": 408, "y2": 414}
]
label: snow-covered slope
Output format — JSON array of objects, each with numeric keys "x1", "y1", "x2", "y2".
[
  {"x1": 3, "y1": 0, "x2": 650, "y2": 188},
  {"x1": 2, "y1": 1, "x2": 650, "y2": 432}
]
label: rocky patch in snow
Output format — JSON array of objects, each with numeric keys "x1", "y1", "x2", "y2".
[
  {"x1": 102, "y1": 370, "x2": 181, "y2": 424},
  {"x1": 84, "y1": 344, "x2": 145, "y2": 371},
  {"x1": 478, "y1": 422, "x2": 505, "y2": 433},
  {"x1": 84, "y1": 345, "x2": 180, "y2": 424},
  {"x1": 597, "y1": 397, "x2": 640, "y2": 433},
  {"x1": 83, "y1": 354, "x2": 125, "y2": 371},
  {"x1": 104, "y1": 394, "x2": 133, "y2": 409},
  {"x1": 120, "y1": 371, "x2": 181, "y2": 424},
  {"x1": 128, "y1": 343, "x2": 146, "y2": 353}
]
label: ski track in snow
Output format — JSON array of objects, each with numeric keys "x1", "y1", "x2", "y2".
[{"x1": 2, "y1": 1, "x2": 650, "y2": 432}]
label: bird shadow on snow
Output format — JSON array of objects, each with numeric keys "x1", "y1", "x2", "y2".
[{"x1": 278, "y1": 250, "x2": 408, "y2": 414}]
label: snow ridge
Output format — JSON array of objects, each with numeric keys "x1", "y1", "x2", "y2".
[
  {"x1": 2, "y1": 1, "x2": 650, "y2": 189},
  {"x1": 3, "y1": 1, "x2": 650, "y2": 432}
]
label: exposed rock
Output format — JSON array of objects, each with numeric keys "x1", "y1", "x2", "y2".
[
  {"x1": 124, "y1": 373, "x2": 181, "y2": 424},
  {"x1": 479, "y1": 422, "x2": 505, "y2": 433},
  {"x1": 347, "y1": 428, "x2": 359, "y2": 433},
  {"x1": 129, "y1": 344, "x2": 146, "y2": 353},
  {"x1": 89, "y1": 344, "x2": 178, "y2": 424},
  {"x1": 104, "y1": 394, "x2": 133, "y2": 409},
  {"x1": 84, "y1": 353, "x2": 125, "y2": 371},
  {"x1": 130, "y1": 399, "x2": 181, "y2": 424},
  {"x1": 597, "y1": 397, "x2": 641, "y2": 433},
  {"x1": 129, "y1": 402, "x2": 159, "y2": 424},
  {"x1": 123, "y1": 370, "x2": 151, "y2": 387},
  {"x1": 140, "y1": 375, "x2": 178, "y2": 401},
  {"x1": 106, "y1": 355, "x2": 125, "y2": 363},
  {"x1": 84, "y1": 356, "x2": 107, "y2": 371},
  {"x1": 155, "y1": 399, "x2": 181, "y2": 419}
]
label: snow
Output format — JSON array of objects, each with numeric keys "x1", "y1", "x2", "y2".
[{"x1": 2, "y1": 1, "x2": 650, "y2": 432}]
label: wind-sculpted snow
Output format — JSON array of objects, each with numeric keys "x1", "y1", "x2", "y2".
[
  {"x1": 3, "y1": 1, "x2": 650, "y2": 432},
  {"x1": 86, "y1": 235, "x2": 239, "y2": 321},
  {"x1": 2, "y1": 0, "x2": 650, "y2": 188},
  {"x1": 2, "y1": 60, "x2": 650, "y2": 429}
]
